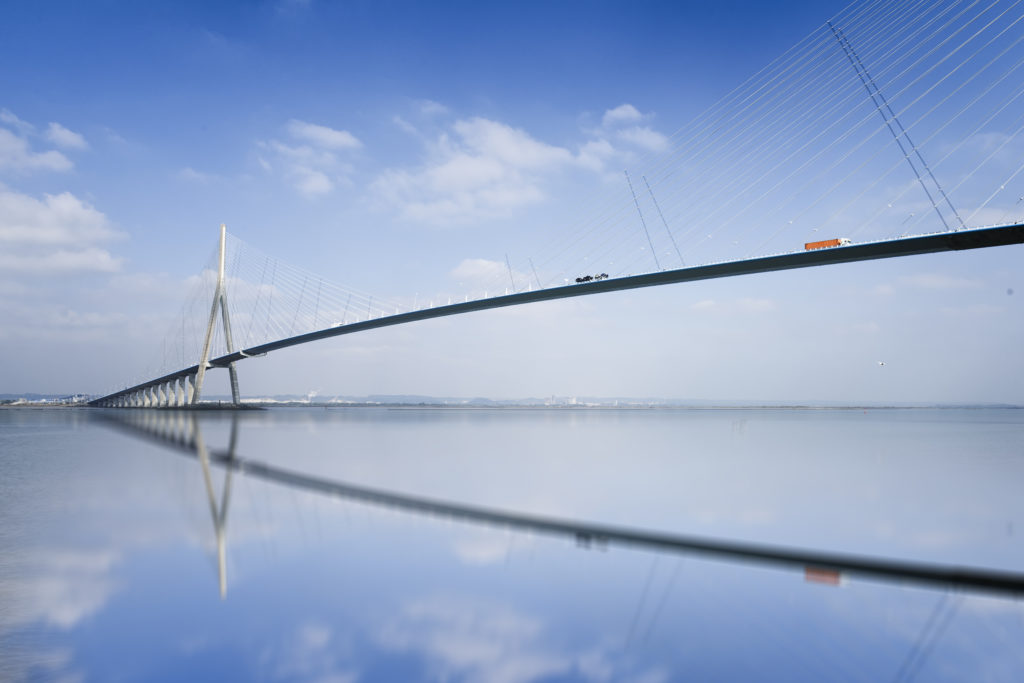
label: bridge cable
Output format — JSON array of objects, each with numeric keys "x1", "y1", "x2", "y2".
[{"x1": 644, "y1": 175, "x2": 685, "y2": 267}]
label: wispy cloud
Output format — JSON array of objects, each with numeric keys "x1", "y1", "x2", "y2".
[
  {"x1": 286, "y1": 119, "x2": 362, "y2": 150},
  {"x1": 0, "y1": 548, "x2": 119, "y2": 631},
  {"x1": 45, "y1": 122, "x2": 89, "y2": 150},
  {"x1": 579, "y1": 103, "x2": 670, "y2": 175},
  {"x1": 260, "y1": 621, "x2": 358, "y2": 682},
  {"x1": 0, "y1": 128, "x2": 72, "y2": 173},
  {"x1": 376, "y1": 595, "x2": 669, "y2": 683},
  {"x1": 0, "y1": 108, "x2": 35, "y2": 135},
  {"x1": 178, "y1": 167, "x2": 219, "y2": 184},
  {"x1": 0, "y1": 110, "x2": 89, "y2": 173},
  {"x1": 376, "y1": 597, "x2": 571, "y2": 683},
  {"x1": 260, "y1": 119, "x2": 362, "y2": 197},
  {"x1": 598, "y1": 104, "x2": 667, "y2": 145}
]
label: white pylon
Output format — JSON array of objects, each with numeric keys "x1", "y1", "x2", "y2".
[{"x1": 192, "y1": 224, "x2": 241, "y2": 405}]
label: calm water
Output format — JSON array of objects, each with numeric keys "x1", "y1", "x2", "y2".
[{"x1": 1, "y1": 406, "x2": 1022, "y2": 682}]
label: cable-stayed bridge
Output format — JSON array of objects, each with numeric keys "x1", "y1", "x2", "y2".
[
  {"x1": 90, "y1": 222, "x2": 1024, "y2": 407},
  {"x1": 91, "y1": 0, "x2": 1024, "y2": 407}
]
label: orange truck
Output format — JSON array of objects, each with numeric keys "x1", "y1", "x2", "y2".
[{"x1": 804, "y1": 237, "x2": 851, "y2": 251}]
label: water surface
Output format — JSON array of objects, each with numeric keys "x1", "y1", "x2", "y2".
[{"x1": 2, "y1": 406, "x2": 1022, "y2": 681}]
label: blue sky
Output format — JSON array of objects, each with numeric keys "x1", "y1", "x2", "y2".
[{"x1": 2, "y1": 0, "x2": 1023, "y2": 402}]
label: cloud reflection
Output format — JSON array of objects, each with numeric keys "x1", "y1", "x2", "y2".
[
  {"x1": 376, "y1": 596, "x2": 668, "y2": 683},
  {"x1": 0, "y1": 548, "x2": 118, "y2": 631},
  {"x1": 261, "y1": 621, "x2": 358, "y2": 683}
]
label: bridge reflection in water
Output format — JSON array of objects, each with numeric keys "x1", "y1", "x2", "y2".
[{"x1": 97, "y1": 409, "x2": 1024, "y2": 601}]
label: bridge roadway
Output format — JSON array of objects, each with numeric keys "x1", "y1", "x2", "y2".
[{"x1": 91, "y1": 222, "x2": 1024, "y2": 406}]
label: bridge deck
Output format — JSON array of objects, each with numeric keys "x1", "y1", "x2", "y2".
[{"x1": 91, "y1": 223, "x2": 1024, "y2": 404}]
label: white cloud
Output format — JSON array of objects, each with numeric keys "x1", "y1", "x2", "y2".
[
  {"x1": 577, "y1": 138, "x2": 616, "y2": 172},
  {"x1": 371, "y1": 104, "x2": 670, "y2": 222},
  {"x1": 577, "y1": 103, "x2": 670, "y2": 174},
  {"x1": 0, "y1": 128, "x2": 72, "y2": 173},
  {"x1": 46, "y1": 122, "x2": 89, "y2": 150},
  {"x1": 617, "y1": 126, "x2": 669, "y2": 152},
  {"x1": 0, "y1": 190, "x2": 119, "y2": 246},
  {"x1": 372, "y1": 117, "x2": 575, "y2": 224},
  {"x1": 286, "y1": 119, "x2": 362, "y2": 150},
  {"x1": 0, "y1": 189, "x2": 122, "y2": 274},
  {"x1": 602, "y1": 104, "x2": 644, "y2": 128},
  {"x1": 454, "y1": 118, "x2": 573, "y2": 169}
]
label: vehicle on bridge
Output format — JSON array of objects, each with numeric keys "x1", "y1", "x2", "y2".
[
  {"x1": 805, "y1": 237, "x2": 852, "y2": 251},
  {"x1": 575, "y1": 273, "x2": 609, "y2": 283}
]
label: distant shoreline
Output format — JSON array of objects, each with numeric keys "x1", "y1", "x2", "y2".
[{"x1": 3, "y1": 401, "x2": 1021, "y2": 411}]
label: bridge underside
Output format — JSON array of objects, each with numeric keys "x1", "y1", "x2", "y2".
[{"x1": 89, "y1": 222, "x2": 1024, "y2": 408}]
